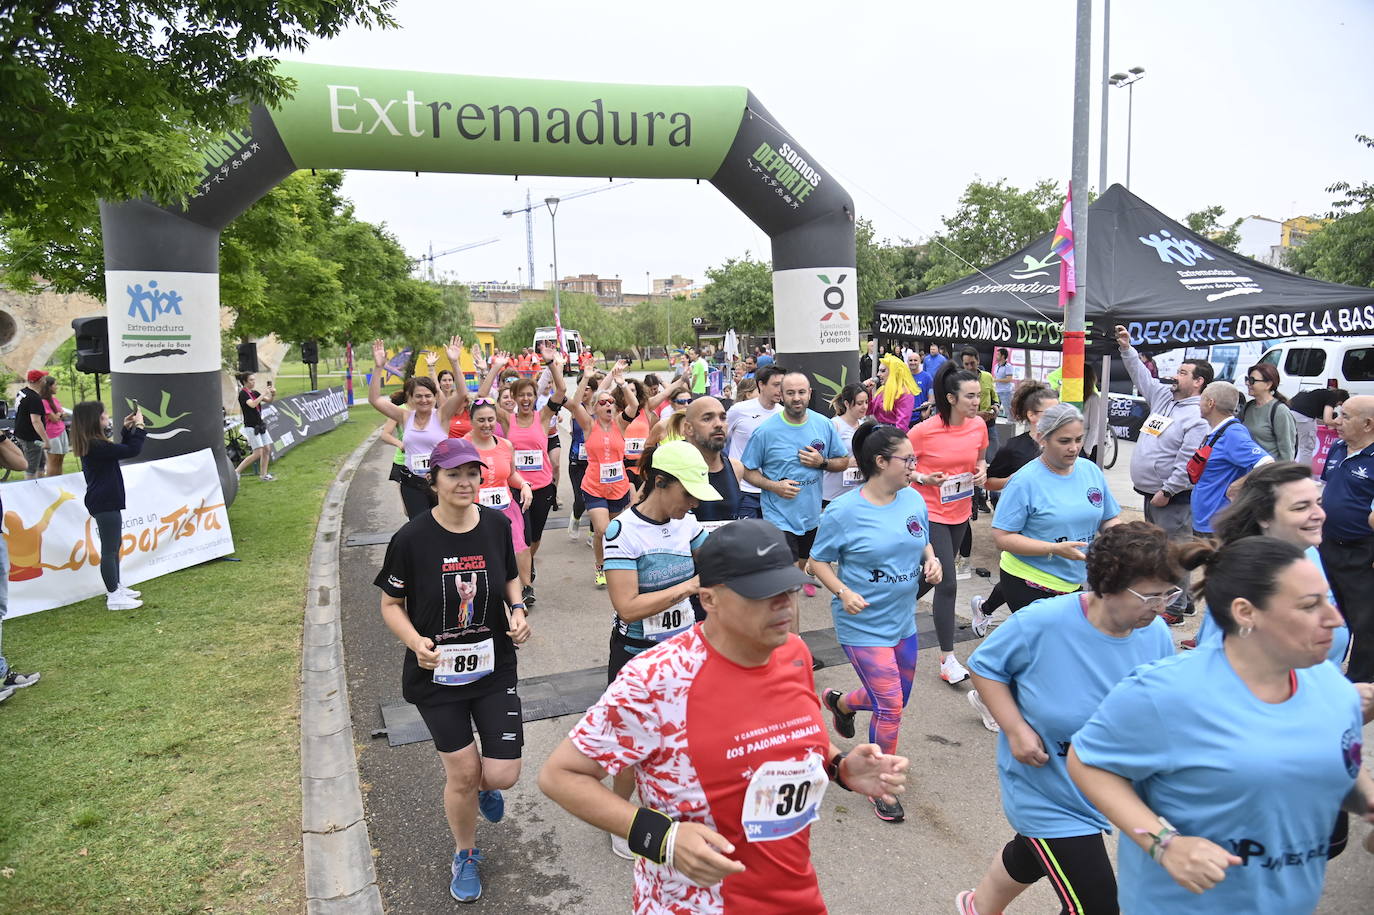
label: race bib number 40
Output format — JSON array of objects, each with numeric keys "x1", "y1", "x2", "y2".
[
  {"x1": 741, "y1": 754, "x2": 828, "y2": 842},
  {"x1": 433, "y1": 639, "x2": 495, "y2": 686},
  {"x1": 642, "y1": 599, "x2": 692, "y2": 641}
]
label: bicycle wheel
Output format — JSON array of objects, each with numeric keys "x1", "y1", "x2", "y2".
[
  {"x1": 225, "y1": 427, "x2": 250, "y2": 465},
  {"x1": 1102, "y1": 427, "x2": 1119, "y2": 470}
]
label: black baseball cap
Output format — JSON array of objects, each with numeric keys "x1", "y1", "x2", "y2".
[{"x1": 695, "y1": 519, "x2": 810, "y2": 599}]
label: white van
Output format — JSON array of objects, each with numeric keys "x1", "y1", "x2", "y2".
[
  {"x1": 533, "y1": 326, "x2": 584, "y2": 359},
  {"x1": 1254, "y1": 336, "x2": 1374, "y2": 399}
]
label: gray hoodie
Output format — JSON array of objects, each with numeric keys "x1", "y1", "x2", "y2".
[{"x1": 1121, "y1": 346, "x2": 1208, "y2": 498}]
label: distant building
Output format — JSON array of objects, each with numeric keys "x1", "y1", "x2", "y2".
[
  {"x1": 654, "y1": 274, "x2": 696, "y2": 295},
  {"x1": 549, "y1": 273, "x2": 622, "y2": 300},
  {"x1": 1236, "y1": 214, "x2": 1327, "y2": 267}
]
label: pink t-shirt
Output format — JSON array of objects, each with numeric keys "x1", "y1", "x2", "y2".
[
  {"x1": 506, "y1": 412, "x2": 552, "y2": 489},
  {"x1": 42, "y1": 396, "x2": 65, "y2": 439},
  {"x1": 907, "y1": 415, "x2": 988, "y2": 525}
]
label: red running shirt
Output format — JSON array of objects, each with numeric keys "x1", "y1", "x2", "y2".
[{"x1": 570, "y1": 628, "x2": 829, "y2": 915}]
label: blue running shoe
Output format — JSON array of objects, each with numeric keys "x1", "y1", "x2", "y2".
[
  {"x1": 450, "y1": 849, "x2": 483, "y2": 903},
  {"x1": 478, "y1": 789, "x2": 505, "y2": 823}
]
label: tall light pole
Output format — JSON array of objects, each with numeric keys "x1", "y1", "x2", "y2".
[
  {"x1": 544, "y1": 196, "x2": 563, "y2": 351},
  {"x1": 1108, "y1": 67, "x2": 1145, "y2": 188},
  {"x1": 1097, "y1": 0, "x2": 1111, "y2": 193}
]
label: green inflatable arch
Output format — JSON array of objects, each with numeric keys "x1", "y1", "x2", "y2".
[{"x1": 99, "y1": 63, "x2": 857, "y2": 501}]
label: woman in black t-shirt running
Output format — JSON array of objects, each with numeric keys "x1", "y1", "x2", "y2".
[{"x1": 374, "y1": 437, "x2": 532, "y2": 904}]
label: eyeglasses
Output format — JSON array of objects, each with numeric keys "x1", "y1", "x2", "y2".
[
  {"x1": 1125, "y1": 586, "x2": 1184, "y2": 609},
  {"x1": 1245, "y1": 377, "x2": 1265, "y2": 385},
  {"x1": 884, "y1": 455, "x2": 918, "y2": 468}
]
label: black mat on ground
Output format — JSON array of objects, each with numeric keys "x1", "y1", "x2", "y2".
[{"x1": 373, "y1": 621, "x2": 977, "y2": 747}]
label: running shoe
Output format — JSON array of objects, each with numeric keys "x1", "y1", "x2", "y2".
[
  {"x1": 260, "y1": 473, "x2": 276, "y2": 482},
  {"x1": 595, "y1": 567, "x2": 606, "y2": 588},
  {"x1": 1161, "y1": 610, "x2": 1185, "y2": 627},
  {"x1": 106, "y1": 593, "x2": 143, "y2": 611},
  {"x1": 611, "y1": 833, "x2": 634, "y2": 860},
  {"x1": 870, "y1": 795, "x2": 905, "y2": 823},
  {"x1": 118, "y1": 585, "x2": 141, "y2": 599},
  {"x1": 955, "y1": 889, "x2": 992, "y2": 915},
  {"x1": 567, "y1": 516, "x2": 581, "y2": 540},
  {"x1": 522, "y1": 584, "x2": 536, "y2": 606},
  {"x1": 822, "y1": 688, "x2": 856, "y2": 739},
  {"x1": 968, "y1": 689, "x2": 1000, "y2": 733},
  {"x1": 811, "y1": 655, "x2": 825, "y2": 672},
  {"x1": 955, "y1": 557, "x2": 971, "y2": 581},
  {"x1": 940, "y1": 654, "x2": 970, "y2": 685},
  {"x1": 477, "y1": 789, "x2": 504, "y2": 823},
  {"x1": 450, "y1": 848, "x2": 483, "y2": 903},
  {"x1": 1179, "y1": 638, "x2": 1197, "y2": 650},
  {"x1": 1180, "y1": 603, "x2": 1197, "y2": 616},
  {"x1": 970, "y1": 595, "x2": 991, "y2": 638},
  {"x1": 0, "y1": 685, "x2": 14, "y2": 704},
  {"x1": 2, "y1": 670, "x2": 40, "y2": 690}
]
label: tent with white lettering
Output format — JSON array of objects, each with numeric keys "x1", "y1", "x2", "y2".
[{"x1": 874, "y1": 184, "x2": 1374, "y2": 355}]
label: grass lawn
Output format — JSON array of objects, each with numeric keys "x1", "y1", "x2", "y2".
[{"x1": 0, "y1": 406, "x2": 381, "y2": 914}]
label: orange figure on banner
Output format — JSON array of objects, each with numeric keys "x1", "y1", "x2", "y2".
[{"x1": 3, "y1": 490, "x2": 78, "y2": 581}]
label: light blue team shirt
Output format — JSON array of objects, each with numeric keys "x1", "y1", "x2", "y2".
[
  {"x1": 1073, "y1": 647, "x2": 1362, "y2": 915},
  {"x1": 992, "y1": 457, "x2": 1121, "y2": 588},
  {"x1": 968, "y1": 593, "x2": 1174, "y2": 838},
  {"x1": 1196, "y1": 546, "x2": 1350, "y2": 665},
  {"x1": 811, "y1": 488, "x2": 929, "y2": 647},
  {"x1": 1192, "y1": 419, "x2": 1273, "y2": 533},
  {"x1": 741, "y1": 409, "x2": 844, "y2": 535}
]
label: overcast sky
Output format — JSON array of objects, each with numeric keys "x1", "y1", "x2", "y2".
[{"x1": 281, "y1": 0, "x2": 1372, "y2": 294}]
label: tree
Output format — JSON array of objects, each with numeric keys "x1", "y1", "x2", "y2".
[
  {"x1": 699, "y1": 253, "x2": 774, "y2": 333},
  {"x1": 1287, "y1": 134, "x2": 1374, "y2": 289},
  {"x1": 0, "y1": 1, "x2": 395, "y2": 243},
  {"x1": 496, "y1": 294, "x2": 616, "y2": 354},
  {"x1": 918, "y1": 179, "x2": 1064, "y2": 291},
  {"x1": 1183, "y1": 205, "x2": 1242, "y2": 250},
  {"x1": 624, "y1": 298, "x2": 696, "y2": 363},
  {"x1": 855, "y1": 218, "x2": 898, "y2": 331}
]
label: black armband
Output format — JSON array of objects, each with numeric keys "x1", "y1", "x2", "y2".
[
  {"x1": 548, "y1": 398, "x2": 566, "y2": 413},
  {"x1": 620, "y1": 410, "x2": 636, "y2": 425},
  {"x1": 628, "y1": 806, "x2": 675, "y2": 863}
]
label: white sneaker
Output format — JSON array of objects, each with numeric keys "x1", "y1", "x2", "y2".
[
  {"x1": 567, "y1": 516, "x2": 581, "y2": 540},
  {"x1": 118, "y1": 585, "x2": 141, "y2": 599},
  {"x1": 970, "y1": 595, "x2": 991, "y2": 638},
  {"x1": 955, "y1": 557, "x2": 971, "y2": 581},
  {"x1": 968, "y1": 689, "x2": 1000, "y2": 733},
  {"x1": 610, "y1": 833, "x2": 633, "y2": 860},
  {"x1": 940, "y1": 654, "x2": 969, "y2": 685},
  {"x1": 107, "y1": 593, "x2": 143, "y2": 611}
]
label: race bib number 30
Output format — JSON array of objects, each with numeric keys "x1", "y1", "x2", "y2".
[
  {"x1": 642, "y1": 598, "x2": 692, "y2": 641},
  {"x1": 1141, "y1": 413, "x2": 1175, "y2": 437},
  {"x1": 741, "y1": 754, "x2": 828, "y2": 842},
  {"x1": 433, "y1": 639, "x2": 495, "y2": 686},
  {"x1": 515, "y1": 449, "x2": 543, "y2": 472},
  {"x1": 940, "y1": 472, "x2": 974, "y2": 504}
]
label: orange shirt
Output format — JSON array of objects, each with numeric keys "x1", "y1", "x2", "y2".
[
  {"x1": 582, "y1": 420, "x2": 630, "y2": 500},
  {"x1": 907, "y1": 415, "x2": 987, "y2": 525},
  {"x1": 623, "y1": 413, "x2": 650, "y2": 469}
]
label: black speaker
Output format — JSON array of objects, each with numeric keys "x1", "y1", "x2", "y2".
[
  {"x1": 236, "y1": 341, "x2": 259, "y2": 374},
  {"x1": 71, "y1": 315, "x2": 109, "y2": 374},
  {"x1": 300, "y1": 340, "x2": 319, "y2": 364}
]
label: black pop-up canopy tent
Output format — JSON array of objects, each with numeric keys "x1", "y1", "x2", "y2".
[{"x1": 875, "y1": 184, "x2": 1374, "y2": 355}]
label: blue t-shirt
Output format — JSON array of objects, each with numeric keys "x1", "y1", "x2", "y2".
[
  {"x1": 811, "y1": 488, "x2": 929, "y2": 647},
  {"x1": 1320, "y1": 439, "x2": 1374, "y2": 541},
  {"x1": 741, "y1": 409, "x2": 844, "y2": 535},
  {"x1": 1192, "y1": 420, "x2": 1273, "y2": 533},
  {"x1": 911, "y1": 370, "x2": 934, "y2": 415},
  {"x1": 923, "y1": 353, "x2": 947, "y2": 378},
  {"x1": 992, "y1": 457, "x2": 1120, "y2": 590},
  {"x1": 968, "y1": 593, "x2": 1174, "y2": 838},
  {"x1": 1073, "y1": 647, "x2": 1362, "y2": 915},
  {"x1": 1196, "y1": 546, "x2": 1350, "y2": 664}
]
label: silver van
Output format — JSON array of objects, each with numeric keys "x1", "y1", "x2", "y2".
[{"x1": 1255, "y1": 336, "x2": 1374, "y2": 399}]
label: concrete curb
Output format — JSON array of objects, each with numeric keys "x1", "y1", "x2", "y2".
[{"x1": 301, "y1": 426, "x2": 384, "y2": 914}]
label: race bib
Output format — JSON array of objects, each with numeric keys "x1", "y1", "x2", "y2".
[
  {"x1": 696, "y1": 519, "x2": 734, "y2": 534},
  {"x1": 479, "y1": 486, "x2": 511, "y2": 509},
  {"x1": 599, "y1": 461, "x2": 625, "y2": 484},
  {"x1": 433, "y1": 639, "x2": 495, "y2": 686},
  {"x1": 515, "y1": 449, "x2": 543, "y2": 472},
  {"x1": 576, "y1": 443, "x2": 588, "y2": 461},
  {"x1": 841, "y1": 466, "x2": 863, "y2": 487},
  {"x1": 741, "y1": 754, "x2": 828, "y2": 842},
  {"x1": 409, "y1": 450, "x2": 432, "y2": 474},
  {"x1": 1140, "y1": 413, "x2": 1175, "y2": 437},
  {"x1": 940, "y1": 472, "x2": 974, "y2": 504},
  {"x1": 624, "y1": 437, "x2": 646, "y2": 457},
  {"x1": 642, "y1": 599, "x2": 693, "y2": 641}
]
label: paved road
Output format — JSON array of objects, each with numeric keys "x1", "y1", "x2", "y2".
[{"x1": 338, "y1": 425, "x2": 1373, "y2": 912}]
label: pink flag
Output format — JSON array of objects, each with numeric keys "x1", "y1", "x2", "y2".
[{"x1": 1051, "y1": 183, "x2": 1075, "y2": 308}]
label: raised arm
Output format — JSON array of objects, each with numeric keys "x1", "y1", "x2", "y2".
[
  {"x1": 442, "y1": 335, "x2": 470, "y2": 414},
  {"x1": 568, "y1": 370, "x2": 595, "y2": 435},
  {"x1": 477, "y1": 351, "x2": 508, "y2": 399},
  {"x1": 368, "y1": 339, "x2": 406, "y2": 424}
]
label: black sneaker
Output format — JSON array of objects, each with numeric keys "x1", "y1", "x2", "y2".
[
  {"x1": 871, "y1": 795, "x2": 905, "y2": 823},
  {"x1": 1161, "y1": 611, "x2": 1185, "y2": 626},
  {"x1": 822, "y1": 688, "x2": 856, "y2": 739},
  {"x1": 811, "y1": 655, "x2": 825, "y2": 672},
  {"x1": 522, "y1": 584, "x2": 536, "y2": 606}
]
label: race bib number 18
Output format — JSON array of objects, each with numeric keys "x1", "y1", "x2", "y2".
[
  {"x1": 741, "y1": 754, "x2": 828, "y2": 842},
  {"x1": 479, "y1": 486, "x2": 511, "y2": 509}
]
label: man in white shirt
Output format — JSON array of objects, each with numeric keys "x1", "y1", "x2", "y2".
[{"x1": 725, "y1": 364, "x2": 784, "y2": 518}]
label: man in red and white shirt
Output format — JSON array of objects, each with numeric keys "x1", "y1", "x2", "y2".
[{"x1": 539, "y1": 520, "x2": 909, "y2": 914}]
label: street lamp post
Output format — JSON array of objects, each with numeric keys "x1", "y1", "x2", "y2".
[
  {"x1": 544, "y1": 197, "x2": 562, "y2": 351},
  {"x1": 1108, "y1": 67, "x2": 1145, "y2": 188}
]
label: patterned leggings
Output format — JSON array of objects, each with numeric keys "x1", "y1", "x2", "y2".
[{"x1": 840, "y1": 633, "x2": 919, "y2": 755}]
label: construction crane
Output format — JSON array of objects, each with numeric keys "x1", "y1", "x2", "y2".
[
  {"x1": 416, "y1": 237, "x2": 500, "y2": 281},
  {"x1": 502, "y1": 181, "x2": 634, "y2": 287}
]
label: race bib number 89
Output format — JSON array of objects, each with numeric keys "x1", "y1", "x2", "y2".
[{"x1": 433, "y1": 639, "x2": 495, "y2": 687}]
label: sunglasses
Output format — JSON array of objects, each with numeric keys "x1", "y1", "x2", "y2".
[
  {"x1": 595, "y1": 398, "x2": 615, "y2": 406},
  {"x1": 1245, "y1": 377, "x2": 1265, "y2": 385},
  {"x1": 674, "y1": 398, "x2": 692, "y2": 405},
  {"x1": 472, "y1": 397, "x2": 495, "y2": 406}
]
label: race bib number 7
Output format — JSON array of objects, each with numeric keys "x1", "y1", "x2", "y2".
[
  {"x1": 741, "y1": 754, "x2": 828, "y2": 842},
  {"x1": 939, "y1": 472, "x2": 974, "y2": 504}
]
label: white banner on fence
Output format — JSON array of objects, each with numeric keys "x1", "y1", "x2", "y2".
[{"x1": 2, "y1": 449, "x2": 234, "y2": 618}]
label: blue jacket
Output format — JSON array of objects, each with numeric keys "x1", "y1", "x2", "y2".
[{"x1": 81, "y1": 426, "x2": 147, "y2": 513}]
